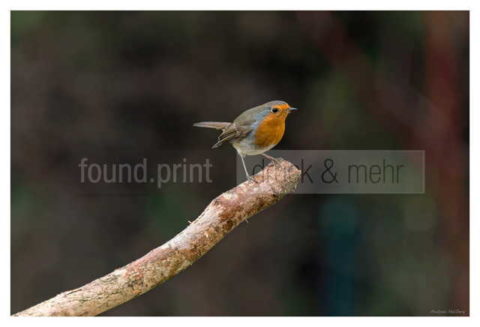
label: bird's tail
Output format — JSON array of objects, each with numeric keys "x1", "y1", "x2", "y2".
[{"x1": 193, "y1": 121, "x2": 231, "y2": 130}]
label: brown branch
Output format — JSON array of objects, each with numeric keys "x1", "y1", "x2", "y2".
[{"x1": 14, "y1": 159, "x2": 301, "y2": 316}]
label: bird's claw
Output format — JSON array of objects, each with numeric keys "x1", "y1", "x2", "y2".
[{"x1": 271, "y1": 157, "x2": 283, "y2": 165}]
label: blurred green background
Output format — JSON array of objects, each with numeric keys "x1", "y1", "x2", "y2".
[{"x1": 11, "y1": 11, "x2": 469, "y2": 316}]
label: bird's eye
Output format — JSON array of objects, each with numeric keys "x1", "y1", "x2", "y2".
[{"x1": 271, "y1": 108, "x2": 279, "y2": 113}]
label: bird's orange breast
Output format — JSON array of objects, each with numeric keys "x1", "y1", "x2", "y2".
[{"x1": 254, "y1": 114, "x2": 286, "y2": 148}]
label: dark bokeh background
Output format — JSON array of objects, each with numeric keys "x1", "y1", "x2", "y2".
[{"x1": 11, "y1": 11, "x2": 469, "y2": 316}]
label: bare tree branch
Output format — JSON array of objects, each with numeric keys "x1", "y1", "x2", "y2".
[{"x1": 14, "y1": 159, "x2": 301, "y2": 316}]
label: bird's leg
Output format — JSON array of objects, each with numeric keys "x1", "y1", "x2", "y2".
[
  {"x1": 261, "y1": 153, "x2": 282, "y2": 165},
  {"x1": 239, "y1": 154, "x2": 252, "y2": 181}
]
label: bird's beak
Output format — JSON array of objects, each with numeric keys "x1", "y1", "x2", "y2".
[{"x1": 288, "y1": 107, "x2": 298, "y2": 112}]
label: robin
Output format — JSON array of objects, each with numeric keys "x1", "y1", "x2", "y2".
[{"x1": 194, "y1": 100, "x2": 298, "y2": 179}]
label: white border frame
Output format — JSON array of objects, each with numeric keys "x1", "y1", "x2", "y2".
[{"x1": 2, "y1": 1, "x2": 476, "y2": 326}]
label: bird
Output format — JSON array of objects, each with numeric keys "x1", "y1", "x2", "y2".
[{"x1": 193, "y1": 100, "x2": 298, "y2": 179}]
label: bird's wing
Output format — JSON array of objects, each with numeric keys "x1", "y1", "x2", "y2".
[{"x1": 212, "y1": 121, "x2": 253, "y2": 149}]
